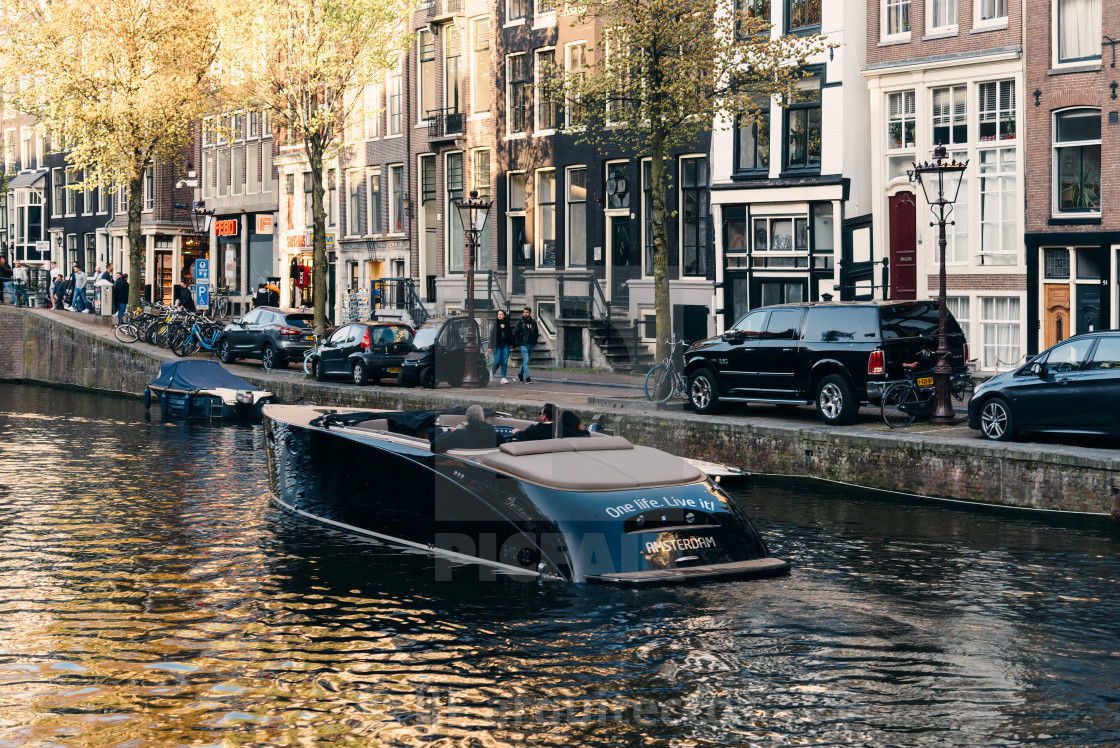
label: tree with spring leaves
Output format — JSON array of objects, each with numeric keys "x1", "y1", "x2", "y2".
[
  {"x1": 0, "y1": 0, "x2": 220, "y2": 308},
  {"x1": 549, "y1": 0, "x2": 830, "y2": 364},
  {"x1": 218, "y1": 0, "x2": 413, "y2": 337}
]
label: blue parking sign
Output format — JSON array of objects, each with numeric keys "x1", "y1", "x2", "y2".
[{"x1": 195, "y1": 284, "x2": 209, "y2": 309}]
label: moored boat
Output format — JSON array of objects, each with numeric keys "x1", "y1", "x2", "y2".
[
  {"x1": 263, "y1": 404, "x2": 789, "y2": 585},
  {"x1": 145, "y1": 360, "x2": 273, "y2": 420}
]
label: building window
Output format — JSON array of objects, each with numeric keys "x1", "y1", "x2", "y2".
[
  {"x1": 786, "y1": 0, "x2": 820, "y2": 32},
  {"x1": 978, "y1": 0, "x2": 1007, "y2": 21},
  {"x1": 681, "y1": 157, "x2": 708, "y2": 277},
  {"x1": 284, "y1": 174, "x2": 295, "y2": 229},
  {"x1": 364, "y1": 86, "x2": 380, "y2": 138},
  {"x1": 642, "y1": 160, "x2": 652, "y2": 274},
  {"x1": 303, "y1": 172, "x2": 313, "y2": 227},
  {"x1": 203, "y1": 117, "x2": 215, "y2": 146},
  {"x1": 473, "y1": 150, "x2": 491, "y2": 268},
  {"x1": 737, "y1": 0, "x2": 771, "y2": 39},
  {"x1": 979, "y1": 147, "x2": 1016, "y2": 255},
  {"x1": 980, "y1": 297, "x2": 1020, "y2": 370},
  {"x1": 143, "y1": 167, "x2": 154, "y2": 211},
  {"x1": 420, "y1": 30, "x2": 436, "y2": 122},
  {"x1": 445, "y1": 26, "x2": 461, "y2": 115},
  {"x1": 567, "y1": 167, "x2": 587, "y2": 267},
  {"x1": 537, "y1": 0, "x2": 556, "y2": 15},
  {"x1": 885, "y1": 0, "x2": 911, "y2": 35},
  {"x1": 328, "y1": 169, "x2": 338, "y2": 227},
  {"x1": 369, "y1": 171, "x2": 382, "y2": 235},
  {"x1": 389, "y1": 165, "x2": 404, "y2": 233},
  {"x1": 887, "y1": 91, "x2": 915, "y2": 150},
  {"x1": 536, "y1": 49, "x2": 557, "y2": 132},
  {"x1": 1053, "y1": 108, "x2": 1101, "y2": 214},
  {"x1": 978, "y1": 80, "x2": 1015, "y2": 142},
  {"x1": 946, "y1": 297, "x2": 971, "y2": 348},
  {"x1": 348, "y1": 171, "x2": 362, "y2": 236},
  {"x1": 52, "y1": 168, "x2": 64, "y2": 217},
  {"x1": 537, "y1": 170, "x2": 556, "y2": 267},
  {"x1": 928, "y1": 0, "x2": 957, "y2": 29},
  {"x1": 508, "y1": 0, "x2": 527, "y2": 21},
  {"x1": 931, "y1": 86, "x2": 967, "y2": 145},
  {"x1": 565, "y1": 43, "x2": 586, "y2": 127},
  {"x1": 785, "y1": 73, "x2": 821, "y2": 171},
  {"x1": 1057, "y1": 0, "x2": 1101, "y2": 63},
  {"x1": 947, "y1": 150, "x2": 969, "y2": 264},
  {"x1": 472, "y1": 19, "x2": 491, "y2": 115},
  {"x1": 346, "y1": 88, "x2": 363, "y2": 142},
  {"x1": 388, "y1": 63, "x2": 402, "y2": 135},
  {"x1": 118, "y1": 186, "x2": 127, "y2": 215},
  {"x1": 735, "y1": 95, "x2": 770, "y2": 174},
  {"x1": 508, "y1": 54, "x2": 528, "y2": 134},
  {"x1": 448, "y1": 152, "x2": 465, "y2": 272},
  {"x1": 99, "y1": 185, "x2": 110, "y2": 214},
  {"x1": 1044, "y1": 248, "x2": 1070, "y2": 279},
  {"x1": 249, "y1": 111, "x2": 261, "y2": 138},
  {"x1": 754, "y1": 216, "x2": 808, "y2": 253},
  {"x1": 66, "y1": 169, "x2": 79, "y2": 214}
]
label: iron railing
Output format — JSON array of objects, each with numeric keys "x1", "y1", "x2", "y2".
[
  {"x1": 426, "y1": 108, "x2": 464, "y2": 140},
  {"x1": 377, "y1": 277, "x2": 431, "y2": 328},
  {"x1": 556, "y1": 272, "x2": 611, "y2": 320}
]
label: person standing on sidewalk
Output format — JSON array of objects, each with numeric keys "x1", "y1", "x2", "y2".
[
  {"x1": 0, "y1": 256, "x2": 12, "y2": 304},
  {"x1": 51, "y1": 273, "x2": 66, "y2": 311},
  {"x1": 490, "y1": 309, "x2": 513, "y2": 384},
  {"x1": 113, "y1": 272, "x2": 129, "y2": 324},
  {"x1": 70, "y1": 264, "x2": 89, "y2": 313},
  {"x1": 11, "y1": 260, "x2": 28, "y2": 307},
  {"x1": 513, "y1": 306, "x2": 539, "y2": 383},
  {"x1": 47, "y1": 262, "x2": 61, "y2": 308}
]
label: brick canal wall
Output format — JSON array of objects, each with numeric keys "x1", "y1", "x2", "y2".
[{"x1": 2, "y1": 307, "x2": 1118, "y2": 518}]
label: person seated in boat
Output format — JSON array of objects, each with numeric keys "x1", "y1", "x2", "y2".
[
  {"x1": 429, "y1": 405, "x2": 498, "y2": 453},
  {"x1": 560, "y1": 410, "x2": 590, "y2": 438},
  {"x1": 511, "y1": 403, "x2": 557, "y2": 442}
]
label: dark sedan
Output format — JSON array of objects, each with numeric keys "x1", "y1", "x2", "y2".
[
  {"x1": 311, "y1": 322, "x2": 414, "y2": 385},
  {"x1": 969, "y1": 331, "x2": 1120, "y2": 441},
  {"x1": 218, "y1": 307, "x2": 327, "y2": 370}
]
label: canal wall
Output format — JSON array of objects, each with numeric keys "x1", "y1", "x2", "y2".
[{"x1": 2, "y1": 306, "x2": 1119, "y2": 518}]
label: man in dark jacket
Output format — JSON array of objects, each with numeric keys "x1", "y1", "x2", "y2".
[
  {"x1": 512, "y1": 403, "x2": 557, "y2": 442},
  {"x1": 113, "y1": 273, "x2": 129, "y2": 324},
  {"x1": 513, "y1": 306, "x2": 540, "y2": 383},
  {"x1": 0, "y1": 256, "x2": 12, "y2": 304},
  {"x1": 430, "y1": 405, "x2": 498, "y2": 453}
]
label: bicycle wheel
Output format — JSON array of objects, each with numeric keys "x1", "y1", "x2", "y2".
[
  {"x1": 881, "y1": 383, "x2": 918, "y2": 429},
  {"x1": 303, "y1": 349, "x2": 315, "y2": 376},
  {"x1": 951, "y1": 377, "x2": 975, "y2": 408},
  {"x1": 644, "y1": 364, "x2": 674, "y2": 402},
  {"x1": 113, "y1": 324, "x2": 139, "y2": 343}
]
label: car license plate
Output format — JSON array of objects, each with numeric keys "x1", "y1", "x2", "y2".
[
  {"x1": 386, "y1": 366, "x2": 401, "y2": 374},
  {"x1": 917, "y1": 376, "x2": 934, "y2": 388},
  {"x1": 304, "y1": 335, "x2": 315, "y2": 341}
]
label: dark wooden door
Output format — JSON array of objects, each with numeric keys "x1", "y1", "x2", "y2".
[{"x1": 888, "y1": 192, "x2": 917, "y2": 300}]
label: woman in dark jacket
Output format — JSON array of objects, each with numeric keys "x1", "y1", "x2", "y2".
[{"x1": 489, "y1": 309, "x2": 513, "y2": 383}]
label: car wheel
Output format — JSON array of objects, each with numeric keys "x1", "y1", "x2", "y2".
[
  {"x1": 352, "y1": 360, "x2": 369, "y2": 386},
  {"x1": 262, "y1": 344, "x2": 277, "y2": 372},
  {"x1": 313, "y1": 358, "x2": 326, "y2": 382},
  {"x1": 420, "y1": 366, "x2": 436, "y2": 389},
  {"x1": 979, "y1": 397, "x2": 1016, "y2": 441},
  {"x1": 688, "y1": 368, "x2": 720, "y2": 415},
  {"x1": 218, "y1": 338, "x2": 235, "y2": 364},
  {"x1": 476, "y1": 366, "x2": 490, "y2": 387},
  {"x1": 816, "y1": 374, "x2": 858, "y2": 426},
  {"x1": 398, "y1": 369, "x2": 409, "y2": 388}
]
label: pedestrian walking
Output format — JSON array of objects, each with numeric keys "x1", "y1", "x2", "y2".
[
  {"x1": 47, "y1": 262, "x2": 61, "y2": 308},
  {"x1": 11, "y1": 260, "x2": 28, "y2": 307},
  {"x1": 513, "y1": 306, "x2": 539, "y2": 384},
  {"x1": 490, "y1": 309, "x2": 513, "y2": 384},
  {"x1": 70, "y1": 264, "x2": 89, "y2": 313},
  {"x1": 0, "y1": 256, "x2": 11, "y2": 304},
  {"x1": 99, "y1": 265, "x2": 113, "y2": 283},
  {"x1": 51, "y1": 274, "x2": 65, "y2": 311},
  {"x1": 113, "y1": 272, "x2": 129, "y2": 324}
]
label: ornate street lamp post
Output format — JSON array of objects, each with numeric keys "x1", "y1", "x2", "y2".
[
  {"x1": 188, "y1": 201, "x2": 214, "y2": 236},
  {"x1": 453, "y1": 190, "x2": 493, "y2": 388},
  {"x1": 908, "y1": 144, "x2": 968, "y2": 423}
]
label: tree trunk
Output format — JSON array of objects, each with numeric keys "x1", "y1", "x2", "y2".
[
  {"x1": 126, "y1": 164, "x2": 145, "y2": 308},
  {"x1": 650, "y1": 129, "x2": 671, "y2": 366},
  {"x1": 307, "y1": 139, "x2": 328, "y2": 338}
]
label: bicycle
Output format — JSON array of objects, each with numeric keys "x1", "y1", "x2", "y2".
[
  {"x1": 644, "y1": 339, "x2": 688, "y2": 402},
  {"x1": 881, "y1": 354, "x2": 975, "y2": 428},
  {"x1": 170, "y1": 313, "x2": 225, "y2": 357}
]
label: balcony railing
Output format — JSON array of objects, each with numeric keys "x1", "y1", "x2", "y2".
[
  {"x1": 427, "y1": 0, "x2": 463, "y2": 18},
  {"x1": 426, "y1": 108, "x2": 464, "y2": 141}
]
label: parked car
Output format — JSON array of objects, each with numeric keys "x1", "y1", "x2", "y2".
[
  {"x1": 683, "y1": 301, "x2": 968, "y2": 425},
  {"x1": 398, "y1": 316, "x2": 490, "y2": 388},
  {"x1": 310, "y1": 322, "x2": 414, "y2": 385},
  {"x1": 218, "y1": 307, "x2": 330, "y2": 370},
  {"x1": 968, "y1": 331, "x2": 1120, "y2": 441}
]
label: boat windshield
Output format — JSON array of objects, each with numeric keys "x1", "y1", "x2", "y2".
[{"x1": 413, "y1": 327, "x2": 438, "y2": 350}]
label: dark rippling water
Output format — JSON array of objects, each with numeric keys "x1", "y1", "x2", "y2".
[{"x1": 1, "y1": 384, "x2": 1118, "y2": 747}]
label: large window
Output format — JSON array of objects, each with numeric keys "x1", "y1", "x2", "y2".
[
  {"x1": 472, "y1": 19, "x2": 490, "y2": 115},
  {"x1": 565, "y1": 43, "x2": 586, "y2": 127},
  {"x1": 928, "y1": 0, "x2": 957, "y2": 30},
  {"x1": 389, "y1": 165, "x2": 404, "y2": 233},
  {"x1": 143, "y1": 167, "x2": 154, "y2": 211},
  {"x1": 1057, "y1": 0, "x2": 1101, "y2": 63},
  {"x1": 681, "y1": 157, "x2": 708, "y2": 277},
  {"x1": 1054, "y1": 108, "x2": 1101, "y2": 213},
  {"x1": 978, "y1": 0, "x2": 1006, "y2": 21},
  {"x1": 885, "y1": 0, "x2": 910, "y2": 36},
  {"x1": 736, "y1": 0, "x2": 770, "y2": 39},
  {"x1": 327, "y1": 169, "x2": 337, "y2": 227},
  {"x1": 947, "y1": 150, "x2": 968, "y2": 264},
  {"x1": 978, "y1": 80, "x2": 1015, "y2": 142},
  {"x1": 419, "y1": 31, "x2": 436, "y2": 121},
  {"x1": 931, "y1": 86, "x2": 967, "y2": 145},
  {"x1": 388, "y1": 64, "x2": 402, "y2": 135},
  {"x1": 979, "y1": 147, "x2": 1016, "y2": 255},
  {"x1": 735, "y1": 95, "x2": 770, "y2": 174},
  {"x1": 537, "y1": 170, "x2": 556, "y2": 267},
  {"x1": 567, "y1": 167, "x2": 587, "y2": 267},
  {"x1": 303, "y1": 172, "x2": 313, "y2": 227},
  {"x1": 508, "y1": 0, "x2": 527, "y2": 21},
  {"x1": 472, "y1": 150, "x2": 491, "y2": 268},
  {"x1": 786, "y1": 0, "x2": 820, "y2": 32},
  {"x1": 348, "y1": 171, "x2": 361, "y2": 236},
  {"x1": 980, "y1": 297, "x2": 1020, "y2": 370},
  {"x1": 448, "y1": 152, "x2": 465, "y2": 272},
  {"x1": 508, "y1": 54, "x2": 528, "y2": 134},
  {"x1": 445, "y1": 26, "x2": 461, "y2": 115},
  {"x1": 535, "y1": 49, "x2": 557, "y2": 132},
  {"x1": 369, "y1": 171, "x2": 382, "y2": 235},
  {"x1": 52, "y1": 168, "x2": 63, "y2": 217},
  {"x1": 786, "y1": 73, "x2": 821, "y2": 171},
  {"x1": 887, "y1": 91, "x2": 915, "y2": 150}
]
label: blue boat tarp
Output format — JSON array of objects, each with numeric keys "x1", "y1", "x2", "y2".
[{"x1": 148, "y1": 360, "x2": 258, "y2": 392}]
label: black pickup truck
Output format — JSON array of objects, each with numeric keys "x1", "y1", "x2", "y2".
[{"x1": 683, "y1": 301, "x2": 968, "y2": 425}]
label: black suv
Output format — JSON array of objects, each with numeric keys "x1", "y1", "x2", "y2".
[
  {"x1": 684, "y1": 301, "x2": 968, "y2": 425},
  {"x1": 218, "y1": 307, "x2": 328, "y2": 370},
  {"x1": 311, "y1": 322, "x2": 414, "y2": 385}
]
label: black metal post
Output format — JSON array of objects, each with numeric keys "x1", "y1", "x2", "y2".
[
  {"x1": 931, "y1": 201, "x2": 955, "y2": 423},
  {"x1": 461, "y1": 228, "x2": 480, "y2": 388}
]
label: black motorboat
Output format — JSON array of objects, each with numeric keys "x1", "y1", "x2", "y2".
[
  {"x1": 263, "y1": 404, "x2": 789, "y2": 585},
  {"x1": 145, "y1": 360, "x2": 273, "y2": 419}
]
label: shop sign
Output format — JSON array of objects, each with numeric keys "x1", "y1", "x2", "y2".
[
  {"x1": 256, "y1": 215, "x2": 273, "y2": 234},
  {"x1": 285, "y1": 232, "x2": 335, "y2": 249},
  {"x1": 215, "y1": 219, "x2": 239, "y2": 237}
]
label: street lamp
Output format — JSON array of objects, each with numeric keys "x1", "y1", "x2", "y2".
[
  {"x1": 908, "y1": 144, "x2": 968, "y2": 423},
  {"x1": 453, "y1": 189, "x2": 493, "y2": 388},
  {"x1": 188, "y1": 201, "x2": 214, "y2": 235}
]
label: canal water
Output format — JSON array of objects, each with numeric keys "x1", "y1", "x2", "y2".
[{"x1": 0, "y1": 384, "x2": 1117, "y2": 747}]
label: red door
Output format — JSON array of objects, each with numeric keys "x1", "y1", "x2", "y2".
[{"x1": 888, "y1": 192, "x2": 917, "y2": 300}]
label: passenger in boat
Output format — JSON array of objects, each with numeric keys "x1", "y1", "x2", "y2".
[
  {"x1": 511, "y1": 403, "x2": 557, "y2": 442},
  {"x1": 429, "y1": 405, "x2": 499, "y2": 453},
  {"x1": 560, "y1": 410, "x2": 590, "y2": 438}
]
